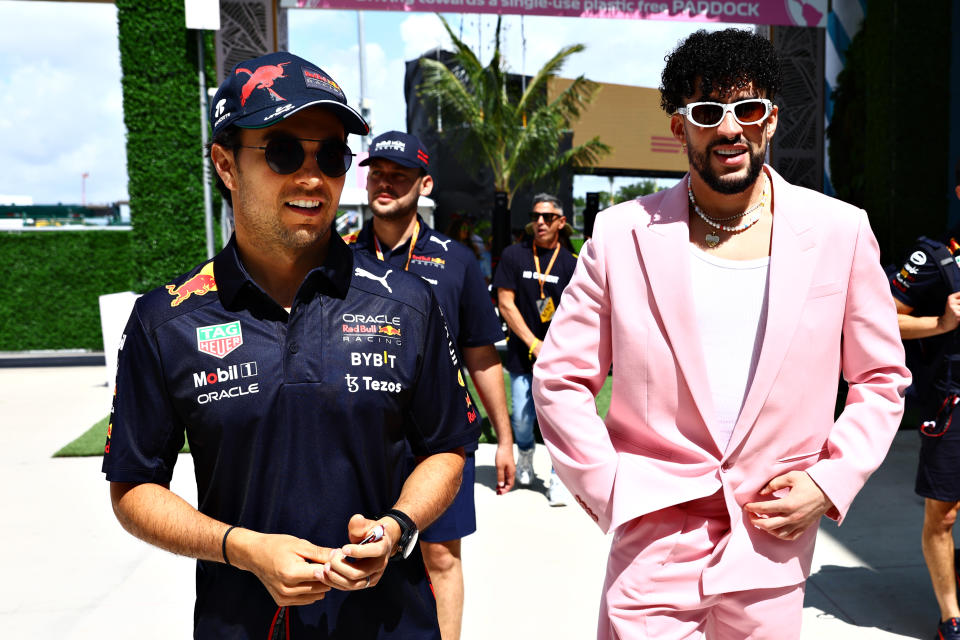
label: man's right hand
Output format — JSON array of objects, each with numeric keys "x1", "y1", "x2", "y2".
[
  {"x1": 530, "y1": 339, "x2": 542, "y2": 359},
  {"x1": 939, "y1": 291, "x2": 960, "y2": 333},
  {"x1": 229, "y1": 528, "x2": 333, "y2": 606}
]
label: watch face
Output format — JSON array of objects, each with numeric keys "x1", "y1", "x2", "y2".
[{"x1": 402, "y1": 529, "x2": 419, "y2": 559}]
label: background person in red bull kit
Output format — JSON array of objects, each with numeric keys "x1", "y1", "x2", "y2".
[
  {"x1": 102, "y1": 51, "x2": 473, "y2": 639},
  {"x1": 890, "y1": 160, "x2": 960, "y2": 640},
  {"x1": 346, "y1": 130, "x2": 514, "y2": 640},
  {"x1": 492, "y1": 193, "x2": 578, "y2": 506}
]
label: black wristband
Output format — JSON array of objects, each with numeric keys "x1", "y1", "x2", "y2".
[{"x1": 222, "y1": 525, "x2": 237, "y2": 566}]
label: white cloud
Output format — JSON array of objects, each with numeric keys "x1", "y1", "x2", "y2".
[
  {"x1": 0, "y1": 0, "x2": 125, "y2": 204},
  {"x1": 400, "y1": 14, "x2": 451, "y2": 60},
  {"x1": 0, "y1": 1, "x2": 756, "y2": 204}
]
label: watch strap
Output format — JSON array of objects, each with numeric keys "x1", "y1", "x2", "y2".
[{"x1": 379, "y1": 509, "x2": 418, "y2": 559}]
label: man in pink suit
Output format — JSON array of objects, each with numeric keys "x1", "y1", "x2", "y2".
[{"x1": 532, "y1": 29, "x2": 909, "y2": 639}]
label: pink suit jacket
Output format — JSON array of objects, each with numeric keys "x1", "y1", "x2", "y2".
[{"x1": 532, "y1": 167, "x2": 909, "y2": 594}]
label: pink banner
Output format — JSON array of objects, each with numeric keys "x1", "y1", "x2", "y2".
[{"x1": 286, "y1": 0, "x2": 827, "y2": 28}]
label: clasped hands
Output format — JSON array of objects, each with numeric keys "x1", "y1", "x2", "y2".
[
  {"x1": 743, "y1": 470, "x2": 834, "y2": 541},
  {"x1": 241, "y1": 513, "x2": 395, "y2": 607}
]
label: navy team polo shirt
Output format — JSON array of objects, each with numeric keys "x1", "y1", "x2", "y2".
[
  {"x1": 348, "y1": 215, "x2": 503, "y2": 350},
  {"x1": 102, "y1": 232, "x2": 474, "y2": 639}
]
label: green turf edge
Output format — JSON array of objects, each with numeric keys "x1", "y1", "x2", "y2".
[
  {"x1": 54, "y1": 415, "x2": 110, "y2": 457},
  {"x1": 55, "y1": 373, "x2": 614, "y2": 456}
]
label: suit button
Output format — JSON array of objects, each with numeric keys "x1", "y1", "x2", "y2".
[
  {"x1": 289, "y1": 342, "x2": 299, "y2": 354},
  {"x1": 721, "y1": 461, "x2": 733, "y2": 472}
]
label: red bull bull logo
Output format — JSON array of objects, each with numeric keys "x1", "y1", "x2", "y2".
[
  {"x1": 379, "y1": 325, "x2": 402, "y2": 337},
  {"x1": 167, "y1": 262, "x2": 217, "y2": 307},
  {"x1": 236, "y1": 62, "x2": 289, "y2": 106}
]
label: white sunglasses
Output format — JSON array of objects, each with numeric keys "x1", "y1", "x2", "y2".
[{"x1": 676, "y1": 98, "x2": 773, "y2": 128}]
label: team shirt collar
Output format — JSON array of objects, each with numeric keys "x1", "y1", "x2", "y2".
[
  {"x1": 214, "y1": 230, "x2": 354, "y2": 312},
  {"x1": 357, "y1": 213, "x2": 432, "y2": 258}
]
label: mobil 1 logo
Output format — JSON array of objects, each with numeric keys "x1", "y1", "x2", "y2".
[{"x1": 193, "y1": 361, "x2": 260, "y2": 404}]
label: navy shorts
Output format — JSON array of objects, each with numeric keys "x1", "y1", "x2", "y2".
[
  {"x1": 916, "y1": 398, "x2": 960, "y2": 502},
  {"x1": 420, "y1": 453, "x2": 476, "y2": 543}
]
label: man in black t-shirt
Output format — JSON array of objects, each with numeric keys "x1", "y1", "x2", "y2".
[
  {"x1": 102, "y1": 52, "x2": 471, "y2": 639},
  {"x1": 891, "y1": 160, "x2": 960, "y2": 640},
  {"x1": 493, "y1": 193, "x2": 577, "y2": 505}
]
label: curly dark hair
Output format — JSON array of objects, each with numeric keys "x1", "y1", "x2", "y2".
[{"x1": 659, "y1": 28, "x2": 782, "y2": 115}]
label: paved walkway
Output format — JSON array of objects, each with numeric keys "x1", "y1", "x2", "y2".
[{"x1": 0, "y1": 365, "x2": 939, "y2": 638}]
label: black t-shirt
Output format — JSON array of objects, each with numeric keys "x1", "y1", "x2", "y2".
[
  {"x1": 102, "y1": 233, "x2": 473, "y2": 638},
  {"x1": 492, "y1": 240, "x2": 577, "y2": 374}
]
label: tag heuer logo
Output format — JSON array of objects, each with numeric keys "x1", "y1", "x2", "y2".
[{"x1": 197, "y1": 321, "x2": 243, "y2": 359}]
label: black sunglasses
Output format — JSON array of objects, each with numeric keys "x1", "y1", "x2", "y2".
[
  {"x1": 239, "y1": 137, "x2": 354, "y2": 177},
  {"x1": 529, "y1": 212, "x2": 562, "y2": 223}
]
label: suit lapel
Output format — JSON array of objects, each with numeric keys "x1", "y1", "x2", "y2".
[
  {"x1": 635, "y1": 180, "x2": 718, "y2": 447},
  {"x1": 726, "y1": 169, "x2": 819, "y2": 454}
]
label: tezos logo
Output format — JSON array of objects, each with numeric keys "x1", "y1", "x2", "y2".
[
  {"x1": 909, "y1": 251, "x2": 927, "y2": 266},
  {"x1": 214, "y1": 98, "x2": 226, "y2": 119},
  {"x1": 345, "y1": 373, "x2": 402, "y2": 393}
]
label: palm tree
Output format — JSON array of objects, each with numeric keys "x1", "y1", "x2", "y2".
[{"x1": 417, "y1": 15, "x2": 611, "y2": 206}]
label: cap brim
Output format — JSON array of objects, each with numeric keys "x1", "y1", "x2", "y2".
[
  {"x1": 234, "y1": 99, "x2": 369, "y2": 136},
  {"x1": 358, "y1": 154, "x2": 423, "y2": 169}
]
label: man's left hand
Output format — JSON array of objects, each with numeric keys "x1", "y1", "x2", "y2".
[
  {"x1": 495, "y1": 442, "x2": 516, "y2": 495},
  {"x1": 315, "y1": 514, "x2": 393, "y2": 591},
  {"x1": 743, "y1": 471, "x2": 834, "y2": 541}
]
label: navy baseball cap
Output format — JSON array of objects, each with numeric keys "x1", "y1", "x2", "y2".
[
  {"x1": 359, "y1": 131, "x2": 430, "y2": 172},
  {"x1": 210, "y1": 51, "x2": 369, "y2": 137}
]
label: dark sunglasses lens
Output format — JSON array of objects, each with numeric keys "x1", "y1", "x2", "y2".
[
  {"x1": 734, "y1": 100, "x2": 767, "y2": 123},
  {"x1": 530, "y1": 212, "x2": 559, "y2": 223},
  {"x1": 264, "y1": 139, "x2": 304, "y2": 175},
  {"x1": 316, "y1": 140, "x2": 351, "y2": 177},
  {"x1": 690, "y1": 103, "x2": 723, "y2": 126}
]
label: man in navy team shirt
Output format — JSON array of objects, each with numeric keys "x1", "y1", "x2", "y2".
[
  {"x1": 347, "y1": 130, "x2": 515, "y2": 640},
  {"x1": 102, "y1": 52, "x2": 472, "y2": 639}
]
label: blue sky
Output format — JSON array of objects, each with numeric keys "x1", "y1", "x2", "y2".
[{"x1": 0, "y1": 1, "x2": 747, "y2": 205}]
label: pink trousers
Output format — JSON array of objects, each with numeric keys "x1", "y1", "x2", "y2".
[{"x1": 599, "y1": 493, "x2": 805, "y2": 640}]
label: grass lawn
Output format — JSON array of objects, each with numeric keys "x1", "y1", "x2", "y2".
[{"x1": 54, "y1": 373, "x2": 614, "y2": 457}]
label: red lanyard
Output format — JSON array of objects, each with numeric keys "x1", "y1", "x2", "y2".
[{"x1": 373, "y1": 220, "x2": 420, "y2": 271}]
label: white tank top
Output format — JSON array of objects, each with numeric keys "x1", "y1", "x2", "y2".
[{"x1": 689, "y1": 245, "x2": 770, "y2": 452}]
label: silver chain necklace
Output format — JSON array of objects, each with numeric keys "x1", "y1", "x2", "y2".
[{"x1": 688, "y1": 174, "x2": 768, "y2": 247}]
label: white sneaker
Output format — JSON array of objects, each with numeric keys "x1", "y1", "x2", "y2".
[
  {"x1": 548, "y1": 472, "x2": 571, "y2": 507},
  {"x1": 516, "y1": 448, "x2": 535, "y2": 486}
]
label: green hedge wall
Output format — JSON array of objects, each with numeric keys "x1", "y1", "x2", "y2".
[
  {"x1": 0, "y1": 231, "x2": 133, "y2": 350},
  {"x1": 116, "y1": 0, "x2": 216, "y2": 292}
]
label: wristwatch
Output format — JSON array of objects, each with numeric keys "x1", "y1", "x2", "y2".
[{"x1": 379, "y1": 509, "x2": 419, "y2": 559}]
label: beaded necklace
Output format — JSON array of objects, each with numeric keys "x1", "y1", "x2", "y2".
[{"x1": 688, "y1": 174, "x2": 768, "y2": 247}]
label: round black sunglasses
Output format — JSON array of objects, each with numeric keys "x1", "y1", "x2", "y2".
[{"x1": 239, "y1": 137, "x2": 354, "y2": 177}]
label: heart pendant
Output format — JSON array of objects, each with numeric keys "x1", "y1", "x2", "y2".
[{"x1": 705, "y1": 233, "x2": 720, "y2": 247}]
